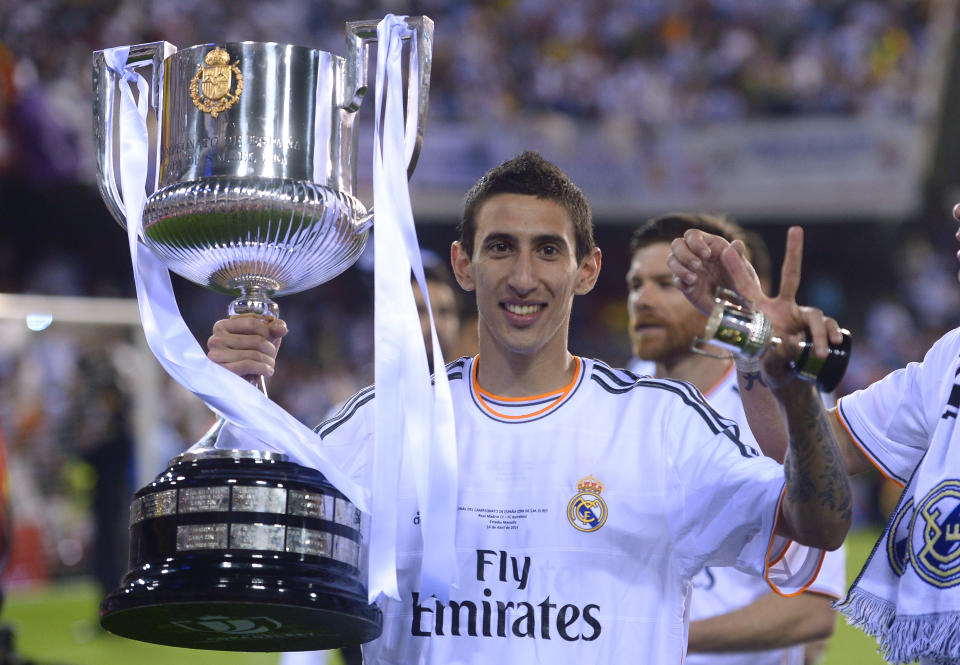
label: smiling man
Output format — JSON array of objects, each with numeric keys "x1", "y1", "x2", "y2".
[{"x1": 206, "y1": 152, "x2": 850, "y2": 664}]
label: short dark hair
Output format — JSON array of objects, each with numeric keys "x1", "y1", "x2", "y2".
[
  {"x1": 458, "y1": 151, "x2": 595, "y2": 263},
  {"x1": 629, "y1": 212, "x2": 771, "y2": 284}
]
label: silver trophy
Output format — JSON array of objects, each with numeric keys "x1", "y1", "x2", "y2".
[
  {"x1": 693, "y1": 288, "x2": 851, "y2": 393},
  {"x1": 92, "y1": 17, "x2": 432, "y2": 651}
]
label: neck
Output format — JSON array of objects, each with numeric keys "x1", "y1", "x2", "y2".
[
  {"x1": 475, "y1": 336, "x2": 577, "y2": 397},
  {"x1": 654, "y1": 353, "x2": 733, "y2": 395}
]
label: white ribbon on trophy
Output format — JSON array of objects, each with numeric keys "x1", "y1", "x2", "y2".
[
  {"x1": 103, "y1": 13, "x2": 459, "y2": 605},
  {"x1": 370, "y1": 16, "x2": 459, "y2": 602}
]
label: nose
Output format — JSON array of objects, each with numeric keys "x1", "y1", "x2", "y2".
[
  {"x1": 507, "y1": 251, "x2": 538, "y2": 295},
  {"x1": 629, "y1": 285, "x2": 655, "y2": 312}
]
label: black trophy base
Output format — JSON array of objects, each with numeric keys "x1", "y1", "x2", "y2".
[
  {"x1": 100, "y1": 452, "x2": 381, "y2": 651},
  {"x1": 101, "y1": 584, "x2": 380, "y2": 652}
]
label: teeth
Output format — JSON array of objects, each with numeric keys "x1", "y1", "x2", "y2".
[{"x1": 506, "y1": 303, "x2": 540, "y2": 316}]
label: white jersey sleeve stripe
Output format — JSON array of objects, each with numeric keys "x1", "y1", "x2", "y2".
[
  {"x1": 835, "y1": 399, "x2": 907, "y2": 487},
  {"x1": 590, "y1": 364, "x2": 751, "y2": 456},
  {"x1": 316, "y1": 385, "x2": 375, "y2": 437}
]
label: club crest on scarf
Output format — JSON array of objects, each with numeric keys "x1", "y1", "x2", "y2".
[
  {"x1": 567, "y1": 475, "x2": 607, "y2": 533},
  {"x1": 907, "y1": 480, "x2": 960, "y2": 588},
  {"x1": 885, "y1": 496, "x2": 914, "y2": 577}
]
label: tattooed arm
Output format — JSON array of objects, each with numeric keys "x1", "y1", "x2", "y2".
[
  {"x1": 670, "y1": 226, "x2": 851, "y2": 549},
  {"x1": 735, "y1": 362, "x2": 789, "y2": 463},
  {"x1": 774, "y1": 381, "x2": 850, "y2": 549}
]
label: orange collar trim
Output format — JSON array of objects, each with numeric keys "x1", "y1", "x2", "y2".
[{"x1": 471, "y1": 356, "x2": 582, "y2": 420}]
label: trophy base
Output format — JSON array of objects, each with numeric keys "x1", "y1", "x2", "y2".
[
  {"x1": 100, "y1": 568, "x2": 381, "y2": 651},
  {"x1": 100, "y1": 453, "x2": 381, "y2": 651}
]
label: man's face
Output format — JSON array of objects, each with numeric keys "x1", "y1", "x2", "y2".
[
  {"x1": 626, "y1": 242, "x2": 708, "y2": 363},
  {"x1": 414, "y1": 279, "x2": 461, "y2": 359},
  {"x1": 451, "y1": 193, "x2": 600, "y2": 358}
]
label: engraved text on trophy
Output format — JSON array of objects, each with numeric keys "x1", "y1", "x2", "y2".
[{"x1": 166, "y1": 131, "x2": 304, "y2": 174}]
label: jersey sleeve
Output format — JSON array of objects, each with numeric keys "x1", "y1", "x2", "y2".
[
  {"x1": 313, "y1": 385, "x2": 375, "y2": 489},
  {"x1": 663, "y1": 381, "x2": 823, "y2": 596},
  {"x1": 835, "y1": 328, "x2": 960, "y2": 486},
  {"x1": 805, "y1": 543, "x2": 846, "y2": 600}
]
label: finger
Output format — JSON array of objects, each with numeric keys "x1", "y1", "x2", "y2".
[
  {"x1": 207, "y1": 349, "x2": 276, "y2": 378},
  {"x1": 953, "y1": 202, "x2": 960, "y2": 222},
  {"x1": 666, "y1": 250, "x2": 700, "y2": 287},
  {"x1": 681, "y1": 229, "x2": 714, "y2": 260},
  {"x1": 824, "y1": 316, "x2": 843, "y2": 347},
  {"x1": 212, "y1": 316, "x2": 276, "y2": 338},
  {"x1": 267, "y1": 318, "x2": 288, "y2": 349},
  {"x1": 778, "y1": 226, "x2": 804, "y2": 301},
  {"x1": 702, "y1": 233, "x2": 733, "y2": 259},
  {"x1": 799, "y1": 306, "x2": 829, "y2": 358},
  {"x1": 730, "y1": 238, "x2": 747, "y2": 258},
  {"x1": 720, "y1": 245, "x2": 764, "y2": 303},
  {"x1": 207, "y1": 328, "x2": 278, "y2": 357},
  {"x1": 669, "y1": 237, "x2": 704, "y2": 273}
]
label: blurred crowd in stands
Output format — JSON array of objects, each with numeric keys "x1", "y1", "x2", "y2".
[
  {"x1": 0, "y1": 0, "x2": 936, "y2": 185},
  {"x1": 0, "y1": 0, "x2": 955, "y2": 591}
]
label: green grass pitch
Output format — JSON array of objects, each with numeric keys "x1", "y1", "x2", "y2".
[{"x1": 0, "y1": 528, "x2": 890, "y2": 665}]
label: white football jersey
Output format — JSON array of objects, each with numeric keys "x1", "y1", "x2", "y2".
[
  {"x1": 317, "y1": 356, "x2": 824, "y2": 664},
  {"x1": 686, "y1": 366, "x2": 847, "y2": 665},
  {"x1": 836, "y1": 327, "x2": 960, "y2": 486}
]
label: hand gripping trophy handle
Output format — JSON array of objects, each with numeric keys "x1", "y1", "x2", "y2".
[{"x1": 693, "y1": 288, "x2": 852, "y2": 393}]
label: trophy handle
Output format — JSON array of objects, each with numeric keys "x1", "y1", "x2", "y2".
[
  {"x1": 343, "y1": 16, "x2": 434, "y2": 180},
  {"x1": 92, "y1": 41, "x2": 177, "y2": 229}
]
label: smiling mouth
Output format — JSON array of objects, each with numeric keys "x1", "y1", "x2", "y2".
[{"x1": 504, "y1": 303, "x2": 544, "y2": 316}]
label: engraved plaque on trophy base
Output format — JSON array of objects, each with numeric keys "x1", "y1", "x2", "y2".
[{"x1": 99, "y1": 453, "x2": 382, "y2": 651}]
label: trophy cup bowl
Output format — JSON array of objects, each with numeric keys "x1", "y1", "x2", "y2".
[
  {"x1": 695, "y1": 288, "x2": 851, "y2": 393},
  {"x1": 92, "y1": 17, "x2": 433, "y2": 651}
]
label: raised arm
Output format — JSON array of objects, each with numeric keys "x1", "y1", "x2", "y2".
[
  {"x1": 672, "y1": 227, "x2": 851, "y2": 549},
  {"x1": 669, "y1": 228, "x2": 873, "y2": 476}
]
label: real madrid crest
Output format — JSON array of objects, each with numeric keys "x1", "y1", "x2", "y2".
[
  {"x1": 190, "y1": 47, "x2": 243, "y2": 118},
  {"x1": 567, "y1": 475, "x2": 607, "y2": 533},
  {"x1": 908, "y1": 480, "x2": 960, "y2": 588}
]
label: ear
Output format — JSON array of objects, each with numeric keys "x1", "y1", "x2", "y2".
[
  {"x1": 574, "y1": 247, "x2": 602, "y2": 296},
  {"x1": 450, "y1": 241, "x2": 475, "y2": 292}
]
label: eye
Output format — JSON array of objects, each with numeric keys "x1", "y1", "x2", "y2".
[
  {"x1": 488, "y1": 241, "x2": 510, "y2": 253},
  {"x1": 658, "y1": 278, "x2": 677, "y2": 291}
]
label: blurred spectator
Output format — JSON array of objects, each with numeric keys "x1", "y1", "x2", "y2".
[{"x1": 63, "y1": 336, "x2": 133, "y2": 596}]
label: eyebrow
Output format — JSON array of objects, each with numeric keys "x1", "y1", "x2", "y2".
[
  {"x1": 480, "y1": 232, "x2": 570, "y2": 249},
  {"x1": 626, "y1": 270, "x2": 674, "y2": 284}
]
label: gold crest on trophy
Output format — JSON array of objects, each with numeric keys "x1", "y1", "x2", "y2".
[{"x1": 189, "y1": 47, "x2": 243, "y2": 118}]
